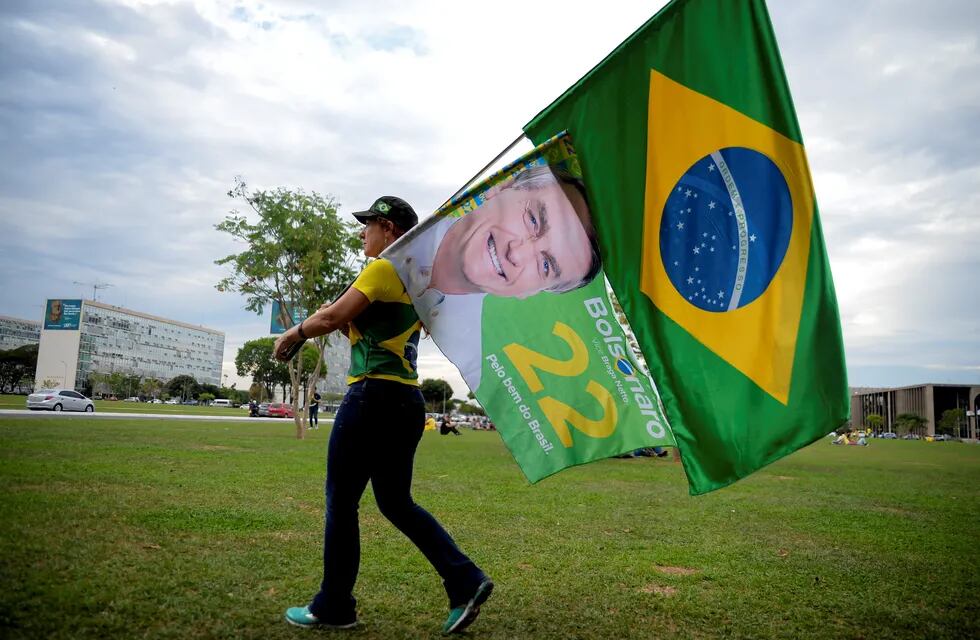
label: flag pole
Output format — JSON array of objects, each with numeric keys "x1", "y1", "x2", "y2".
[
  {"x1": 439, "y1": 132, "x2": 526, "y2": 210},
  {"x1": 382, "y1": 132, "x2": 527, "y2": 256}
]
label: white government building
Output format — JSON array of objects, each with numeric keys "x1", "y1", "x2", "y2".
[
  {"x1": 0, "y1": 315, "x2": 41, "y2": 351},
  {"x1": 35, "y1": 298, "x2": 224, "y2": 391}
]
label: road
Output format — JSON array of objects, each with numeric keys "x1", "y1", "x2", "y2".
[{"x1": 0, "y1": 409, "x2": 334, "y2": 424}]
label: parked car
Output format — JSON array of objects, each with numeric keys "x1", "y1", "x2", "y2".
[
  {"x1": 881, "y1": 432, "x2": 898, "y2": 439},
  {"x1": 164, "y1": 398, "x2": 179, "y2": 405},
  {"x1": 258, "y1": 403, "x2": 271, "y2": 417},
  {"x1": 933, "y1": 434, "x2": 951, "y2": 441},
  {"x1": 267, "y1": 402, "x2": 295, "y2": 418},
  {"x1": 27, "y1": 389, "x2": 95, "y2": 413},
  {"x1": 151, "y1": 399, "x2": 164, "y2": 404},
  {"x1": 212, "y1": 399, "x2": 233, "y2": 408}
]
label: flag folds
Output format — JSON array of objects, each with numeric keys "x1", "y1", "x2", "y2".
[{"x1": 523, "y1": 0, "x2": 848, "y2": 493}]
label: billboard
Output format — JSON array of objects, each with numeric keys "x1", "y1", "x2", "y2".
[
  {"x1": 270, "y1": 300, "x2": 305, "y2": 335},
  {"x1": 43, "y1": 299, "x2": 82, "y2": 330}
]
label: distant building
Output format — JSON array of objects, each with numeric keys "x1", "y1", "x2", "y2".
[
  {"x1": 0, "y1": 315, "x2": 41, "y2": 351},
  {"x1": 850, "y1": 384, "x2": 980, "y2": 439},
  {"x1": 315, "y1": 336, "x2": 351, "y2": 396},
  {"x1": 35, "y1": 299, "x2": 224, "y2": 391}
]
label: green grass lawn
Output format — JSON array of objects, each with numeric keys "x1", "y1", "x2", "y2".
[{"x1": 1, "y1": 417, "x2": 977, "y2": 639}]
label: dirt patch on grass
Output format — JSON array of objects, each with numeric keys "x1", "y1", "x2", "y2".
[
  {"x1": 639, "y1": 584, "x2": 677, "y2": 596},
  {"x1": 194, "y1": 445, "x2": 245, "y2": 452},
  {"x1": 291, "y1": 501, "x2": 322, "y2": 516},
  {"x1": 654, "y1": 565, "x2": 698, "y2": 576},
  {"x1": 10, "y1": 481, "x2": 81, "y2": 495},
  {"x1": 772, "y1": 475, "x2": 795, "y2": 480},
  {"x1": 270, "y1": 530, "x2": 305, "y2": 541},
  {"x1": 870, "y1": 505, "x2": 914, "y2": 516}
]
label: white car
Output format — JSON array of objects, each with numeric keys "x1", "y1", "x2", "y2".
[{"x1": 27, "y1": 388, "x2": 95, "y2": 413}]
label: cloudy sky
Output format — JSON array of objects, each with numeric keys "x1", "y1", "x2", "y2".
[{"x1": 1, "y1": 0, "x2": 977, "y2": 397}]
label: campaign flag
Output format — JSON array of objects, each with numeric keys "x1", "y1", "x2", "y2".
[
  {"x1": 523, "y1": 0, "x2": 848, "y2": 494},
  {"x1": 384, "y1": 134, "x2": 675, "y2": 482}
]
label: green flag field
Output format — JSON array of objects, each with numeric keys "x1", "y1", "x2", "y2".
[{"x1": 1, "y1": 412, "x2": 977, "y2": 639}]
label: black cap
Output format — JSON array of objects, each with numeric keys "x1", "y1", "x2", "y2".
[{"x1": 352, "y1": 196, "x2": 418, "y2": 231}]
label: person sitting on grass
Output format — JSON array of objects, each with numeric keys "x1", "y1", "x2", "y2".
[{"x1": 440, "y1": 414, "x2": 461, "y2": 436}]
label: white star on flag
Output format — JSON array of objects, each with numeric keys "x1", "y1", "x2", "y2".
[
  {"x1": 750, "y1": 234, "x2": 757, "y2": 242},
  {"x1": 708, "y1": 201, "x2": 716, "y2": 209},
  {"x1": 687, "y1": 276, "x2": 695, "y2": 284},
  {"x1": 693, "y1": 246, "x2": 700, "y2": 254},
  {"x1": 677, "y1": 222, "x2": 684, "y2": 230}
]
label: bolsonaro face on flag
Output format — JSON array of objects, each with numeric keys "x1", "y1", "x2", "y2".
[{"x1": 429, "y1": 165, "x2": 601, "y2": 299}]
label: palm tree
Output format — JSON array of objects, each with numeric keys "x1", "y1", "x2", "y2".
[
  {"x1": 865, "y1": 413, "x2": 884, "y2": 435},
  {"x1": 894, "y1": 413, "x2": 927, "y2": 437}
]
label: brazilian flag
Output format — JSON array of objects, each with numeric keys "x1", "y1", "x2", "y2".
[{"x1": 524, "y1": 0, "x2": 848, "y2": 494}]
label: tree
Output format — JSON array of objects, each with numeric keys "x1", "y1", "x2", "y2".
[
  {"x1": 420, "y1": 378, "x2": 455, "y2": 413},
  {"x1": 166, "y1": 375, "x2": 200, "y2": 402},
  {"x1": 865, "y1": 413, "x2": 884, "y2": 434},
  {"x1": 89, "y1": 372, "x2": 112, "y2": 398},
  {"x1": 0, "y1": 344, "x2": 38, "y2": 393},
  {"x1": 108, "y1": 372, "x2": 130, "y2": 398},
  {"x1": 140, "y1": 377, "x2": 163, "y2": 400},
  {"x1": 938, "y1": 408, "x2": 966, "y2": 437},
  {"x1": 215, "y1": 179, "x2": 362, "y2": 438},
  {"x1": 235, "y1": 337, "x2": 321, "y2": 404},
  {"x1": 457, "y1": 402, "x2": 486, "y2": 416},
  {"x1": 198, "y1": 392, "x2": 215, "y2": 404},
  {"x1": 248, "y1": 382, "x2": 266, "y2": 401},
  {"x1": 894, "y1": 412, "x2": 927, "y2": 437}
]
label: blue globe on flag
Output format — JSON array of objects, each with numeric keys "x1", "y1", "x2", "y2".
[
  {"x1": 615, "y1": 358, "x2": 634, "y2": 376},
  {"x1": 660, "y1": 147, "x2": 792, "y2": 313}
]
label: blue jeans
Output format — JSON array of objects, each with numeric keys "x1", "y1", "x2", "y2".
[{"x1": 310, "y1": 379, "x2": 486, "y2": 620}]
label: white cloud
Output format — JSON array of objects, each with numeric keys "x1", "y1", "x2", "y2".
[{"x1": 1, "y1": 0, "x2": 978, "y2": 395}]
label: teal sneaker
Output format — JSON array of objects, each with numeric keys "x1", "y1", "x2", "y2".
[
  {"x1": 284, "y1": 605, "x2": 357, "y2": 630},
  {"x1": 442, "y1": 579, "x2": 494, "y2": 634}
]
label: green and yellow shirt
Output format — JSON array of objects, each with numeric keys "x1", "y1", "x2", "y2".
[{"x1": 346, "y1": 258, "x2": 421, "y2": 386}]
